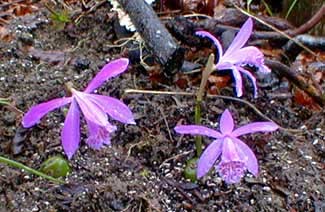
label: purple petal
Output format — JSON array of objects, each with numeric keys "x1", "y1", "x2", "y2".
[
  {"x1": 86, "y1": 94, "x2": 135, "y2": 124},
  {"x1": 232, "y1": 122, "x2": 279, "y2": 137},
  {"x1": 197, "y1": 139, "x2": 223, "y2": 178},
  {"x1": 73, "y1": 90, "x2": 109, "y2": 126},
  {"x1": 84, "y1": 58, "x2": 129, "y2": 93},
  {"x1": 220, "y1": 109, "x2": 234, "y2": 135},
  {"x1": 174, "y1": 125, "x2": 222, "y2": 138},
  {"x1": 231, "y1": 66, "x2": 243, "y2": 97},
  {"x1": 219, "y1": 137, "x2": 241, "y2": 163},
  {"x1": 216, "y1": 137, "x2": 245, "y2": 183},
  {"x1": 61, "y1": 100, "x2": 80, "y2": 159},
  {"x1": 225, "y1": 46, "x2": 270, "y2": 73},
  {"x1": 85, "y1": 119, "x2": 116, "y2": 150},
  {"x1": 232, "y1": 137, "x2": 258, "y2": 176},
  {"x1": 22, "y1": 97, "x2": 72, "y2": 128},
  {"x1": 237, "y1": 67, "x2": 258, "y2": 98},
  {"x1": 224, "y1": 18, "x2": 253, "y2": 57},
  {"x1": 196, "y1": 31, "x2": 223, "y2": 61}
]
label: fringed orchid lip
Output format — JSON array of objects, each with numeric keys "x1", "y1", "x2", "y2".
[
  {"x1": 175, "y1": 109, "x2": 279, "y2": 184},
  {"x1": 22, "y1": 58, "x2": 135, "y2": 159}
]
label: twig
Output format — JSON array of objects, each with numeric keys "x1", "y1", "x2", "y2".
[
  {"x1": 124, "y1": 89, "x2": 303, "y2": 132},
  {"x1": 158, "y1": 107, "x2": 174, "y2": 143},
  {"x1": 118, "y1": 0, "x2": 184, "y2": 75},
  {"x1": 265, "y1": 59, "x2": 325, "y2": 107},
  {"x1": 233, "y1": 4, "x2": 317, "y2": 57},
  {"x1": 74, "y1": 0, "x2": 107, "y2": 24},
  {"x1": 289, "y1": 5, "x2": 325, "y2": 36},
  {"x1": 159, "y1": 150, "x2": 193, "y2": 168},
  {"x1": 0, "y1": 0, "x2": 25, "y2": 8}
]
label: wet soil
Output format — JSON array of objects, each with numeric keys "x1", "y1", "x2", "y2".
[{"x1": 0, "y1": 4, "x2": 324, "y2": 212}]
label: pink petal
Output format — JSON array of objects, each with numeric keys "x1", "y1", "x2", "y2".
[
  {"x1": 232, "y1": 137, "x2": 258, "y2": 176},
  {"x1": 85, "y1": 119, "x2": 116, "y2": 150},
  {"x1": 232, "y1": 121, "x2": 279, "y2": 137},
  {"x1": 196, "y1": 31, "x2": 223, "y2": 61},
  {"x1": 61, "y1": 100, "x2": 80, "y2": 159},
  {"x1": 174, "y1": 125, "x2": 222, "y2": 138},
  {"x1": 197, "y1": 139, "x2": 223, "y2": 178},
  {"x1": 237, "y1": 67, "x2": 258, "y2": 98},
  {"x1": 231, "y1": 66, "x2": 243, "y2": 97},
  {"x1": 22, "y1": 97, "x2": 72, "y2": 128},
  {"x1": 86, "y1": 94, "x2": 135, "y2": 124},
  {"x1": 220, "y1": 137, "x2": 241, "y2": 162},
  {"x1": 223, "y1": 18, "x2": 253, "y2": 57},
  {"x1": 220, "y1": 109, "x2": 234, "y2": 134},
  {"x1": 84, "y1": 58, "x2": 129, "y2": 93},
  {"x1": 73, "y1": 91, "x2": 108, "y2": 126},
  {"x1": 225, "y1": 46, "x2": 270, "y2": 73}
]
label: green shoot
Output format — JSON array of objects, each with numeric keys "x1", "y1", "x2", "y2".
[
  {"x1": 44, "y1": 4, "x2": 71, "y2": 30},
  {"x1": 261, "y1": 0, "x2": 273, "y2": 16},
  {"x1": 0, "y1": 156, "x2": 65, "y2": 184},
  {"x1": 194, "y1": 54, "x2": 215, "y2": 156},
  {"x1": 247, "y1": 0, "x2": 254, "y2": 13},
  {"x1": 0, "y1": 98, "x2": 10, "y2": 106},
  {"x1": 285, "y1": 0, "x2": 298, "y2": 19}
]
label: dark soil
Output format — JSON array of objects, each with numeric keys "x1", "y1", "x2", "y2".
[{"x1": 0, "y1": 3, "x2": 324, "y2": 212}]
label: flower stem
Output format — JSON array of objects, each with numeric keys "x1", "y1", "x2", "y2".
[
  {"x1": 0, "y1": 156, "x2": 65, "y2": 184},
  {"x1": 194, "y1": 54, "x2": 215, "y2": 157}
]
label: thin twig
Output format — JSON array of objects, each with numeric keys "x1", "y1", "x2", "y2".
[
  {"x1": 158, "y1": 107, "x2": 174, "y2": 143},
  {"x1": 124, "y1": 89, "x2": 304, "y2": 132},
  {"x1": 233, "y1": 4, "x2": 318, "y2": 57},
  {"x1": 159, "y1": 150, "x2": 193, "y2": 168},
  {"x1": 289, "y1": 5, "x2": 325, "y2": 36}
]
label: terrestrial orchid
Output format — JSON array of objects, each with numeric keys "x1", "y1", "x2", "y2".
[
  {"x1": 22, "y1": 58, "x2": 135, "y2": 159},
  {"x1": 196, "y1": 18, "x2": 271, "y2": 98},
  {"x1": 174, "y1": 109, "x2": 278, "y2": 184}
]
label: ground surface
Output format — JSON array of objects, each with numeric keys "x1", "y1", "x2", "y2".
[{"x1": 0, "y1": 3, "x2": 324, "y2": 212}]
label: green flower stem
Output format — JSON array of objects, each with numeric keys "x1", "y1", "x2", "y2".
[
  {"x1": 194, "y1": 54, "x2": 215, "y2": 157},
  {"x1": 0, "y1": 156, "x2": 65, "y2": 184}
]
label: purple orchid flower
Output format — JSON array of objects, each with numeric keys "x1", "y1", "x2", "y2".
[
  {"x1": 22, "y1": 58, "x2": 135, "y2": 159},
  {"x1": 174, "y1": 109, "x2": 278, "y2": 184},
  {"x1": 196, "y1": 18, "x2": 271, "y2": 98}
]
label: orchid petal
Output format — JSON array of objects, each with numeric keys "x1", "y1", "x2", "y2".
[
  {"x1": 84, "y1": 58, "x2": 129, "y2": 93},
  {"x1": 85, "y1": 119, "x2": 116, "y2": 150},
  {"x1": 174, "y1": 125, "x2": 222, "y2": 138},
  {"x1": 61, "y1": 100, "x2": 80, "y2": 159},
  {"x1": 196, "y1": 31, "x2": 223, "y2": 61},
  {"x1": 225, "y1": 46, "x2": 270, "y2": 74},
  {"x1": 232, "y1": 137, "x2": 258, "y2": 176},
  {"x1": 220, "y1": 109, "x2": 235, "y2": 135},
  {"x1": 73, "y1": 90, "x2": 108, "y2": 126},
  {"x1": 224, "y1": 18, "x2": 253, "y2": 57},
  {"x1": 22, "y1": 97, "x2": 72, "y2": 128},
  {"x1": 220, "y1": 137, "x2": 241, "y2": 162},
  {"x1": 232, "y1": 122, "x2": 279, "y2": 137},
  {"x1": 197, "y1": 139, "x2": 222, "y2": 178},
  {"x1": 86, "y1": 94, "x2": 135, "y2": 124},
  {"x1": 230, "y1": 66, "x2": 243, "y2": 97},
  {"x1": 237, "y1": 67, "x2": 258, "y2": 98}
]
